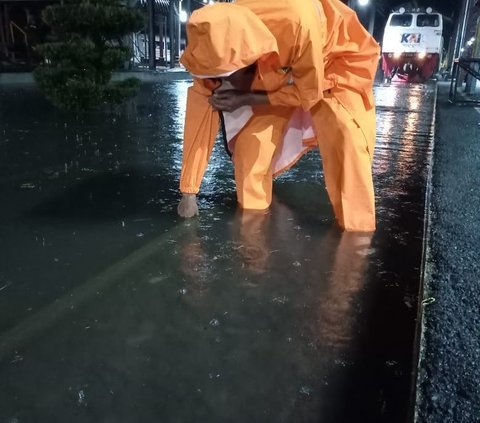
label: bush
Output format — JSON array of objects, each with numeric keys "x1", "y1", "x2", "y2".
[{"x1": 34, "y1": 0, "x2": 144, "y2": 110}]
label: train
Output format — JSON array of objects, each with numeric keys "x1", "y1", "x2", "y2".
[{"x1": 381, "y1": 7, "x2": 443, "y2": 83}]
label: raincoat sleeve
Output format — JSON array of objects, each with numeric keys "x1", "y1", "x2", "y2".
[
  {"x1": 179, "y1": 79, "x2": 220, "y2": 194},
  {"x1": 267, "y1": 25, "x2": 325, "y2": 111}
]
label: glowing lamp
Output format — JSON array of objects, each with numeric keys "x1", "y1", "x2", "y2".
[{"x1": 180, "y1": 10, "x2": 188, "y2": 23}]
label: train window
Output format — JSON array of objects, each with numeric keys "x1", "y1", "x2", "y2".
[
  {"x1": 417, "y1": 14, "x2": 440, "y2": 27},
  {"x1": 390, "y1": 14, "x2": 413, "y2": 27}
]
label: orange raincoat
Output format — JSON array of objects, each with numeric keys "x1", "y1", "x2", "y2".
[{"x1": 179, "y1": 0, "x2": 380, "y2": 231}]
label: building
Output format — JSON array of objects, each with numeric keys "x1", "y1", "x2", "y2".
[
  {"x1": 0, "y1": 0, "x2": 181, "y2": 72},
  {"x1": 0, "y1": 0, "x2": 58, "y2": 71}
]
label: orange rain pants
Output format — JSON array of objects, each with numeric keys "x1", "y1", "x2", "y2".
[
  {"x1": 233, "y1": 105, "x2": 295, "y2": 210},
  {"x1": 231, "y1": 90, "x2": 375, "y2": 232},
  {"x1": 311, "y1": 90, "x2": 376, "y2": 231}
]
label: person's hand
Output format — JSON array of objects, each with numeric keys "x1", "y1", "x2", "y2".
[
  {"x1": 177, "y1": 194, "x2": 199, "y2": 218},
  {"x1": 209, "y1": 91, "x2": 251, "y2": 112}
]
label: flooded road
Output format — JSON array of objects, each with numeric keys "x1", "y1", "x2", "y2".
[{"x1": 0, "y1": 81, "x2": 436, "y2": 422}]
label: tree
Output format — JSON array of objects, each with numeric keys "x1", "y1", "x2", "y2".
[{"x1": 34, "y1": 0, "x2": 144, "y2": 110}]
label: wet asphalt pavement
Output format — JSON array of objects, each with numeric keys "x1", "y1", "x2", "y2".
[
  {"x1": 415, "y1": 82, "x2": 480, "y2": 423},
  {"x1": 0, "y1": 80, "x2": 437, "y2": 422}
]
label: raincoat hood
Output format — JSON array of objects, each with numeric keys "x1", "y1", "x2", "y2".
[{"x1": 180, "y1": 3, "x2": 279, "y2": 77}]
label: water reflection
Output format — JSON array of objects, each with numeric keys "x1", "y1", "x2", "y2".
[
  {"x1": 315, "y1": 231, "x2": 373, "y2": 349},
  {"x1": 179, "y1": 222, "x2": 212, "y2": 296},
  {"x1": 177, "y1": 198, "x2": 373, "y2": 352},
  {"x1": 0, "y1": 80, "x2": 437, "y2": 422},
  {"x1": 234, "y1": 209, "x2": 271, "y2": 275},
  {"x1": 374, "y1": 82, "x2": 435, "y2": 215},
  {"x1": 169, "y1": 81, "x2": 189, "y2": 171}
]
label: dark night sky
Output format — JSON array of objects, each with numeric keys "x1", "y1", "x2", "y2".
[
  {"x1": 415, "y1": 0, "x2": 459, "y2": 17},
  {"x1": 377, "y1": 0, "x2": 460, "y2": 17}
]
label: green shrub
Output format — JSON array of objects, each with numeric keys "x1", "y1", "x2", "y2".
[{"x1": 34, "y1": 0, "x2": 144, "y2": 110}]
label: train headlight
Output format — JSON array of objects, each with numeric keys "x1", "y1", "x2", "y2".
[
  {"x1": 418, "y1": 52, "x2": 427, "y2": 60},
  {"x1": 394, "y1": 51, "x2": 402, "y2": 59}
]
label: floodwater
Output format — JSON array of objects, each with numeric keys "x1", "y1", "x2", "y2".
[{"x1": 0, "y1": 80, "x2": 436, "y2": 422}]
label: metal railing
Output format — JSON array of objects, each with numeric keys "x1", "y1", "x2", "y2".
[
  {"x1": 449, "y1": 58, "x2": 480, "y2": 105},
  {"x1": 9, "y1": 21, "x2": 28, "y2": 47}
]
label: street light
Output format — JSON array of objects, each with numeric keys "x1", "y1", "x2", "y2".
[
  {"x1": 356, "y1": 0, "x2": 375, "y2": 35},
  {"x1": 347, "y1": 0, "x2": 369, "y2": 7},
  {"x1": 180, "y1": 9, "x2": 188, "y2": 23}
]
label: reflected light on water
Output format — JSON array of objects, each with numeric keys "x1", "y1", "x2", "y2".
[
  {"x1": 374, "y1": 83, "x2": 432, "y2": 177},
  {"x1": 315, "y1": 231, "x2": 373, "y2": 349},
  {"x1": 374, "y1": 83, "x2": 402, "y2": 109},
  {"x1": 372, "y1": 81, "x2": 436, "y2": 229},
  {"x1": 170, "y1": 81, "x2": 190, "y2": 173},
  {"x1": 408, "y1": 87, "x2": 422, "y2": 111}
]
